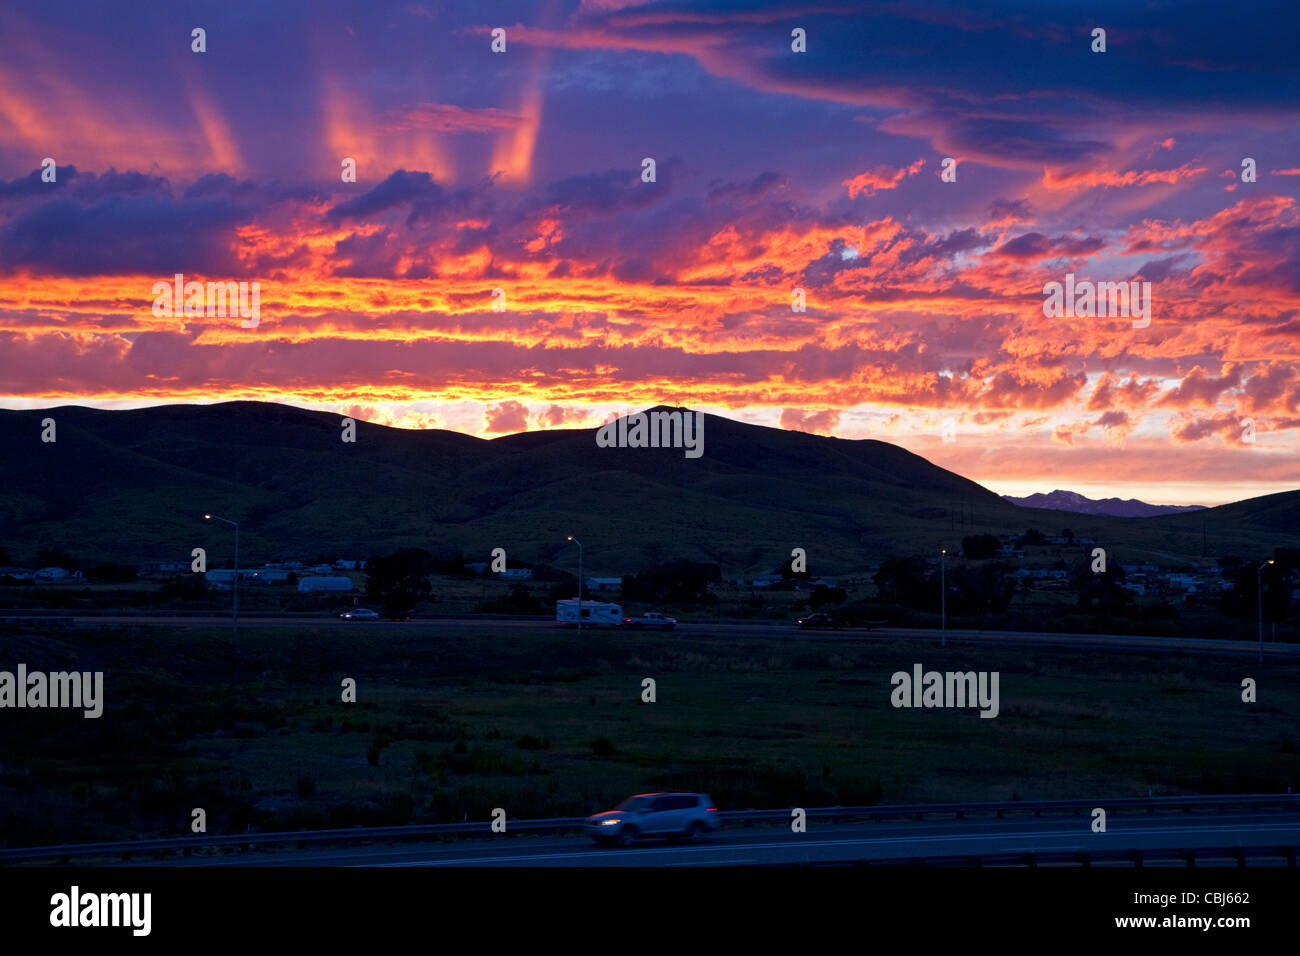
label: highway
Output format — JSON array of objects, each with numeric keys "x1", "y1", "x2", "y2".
[
  {"x1": 5, "y1": 613, "x2": 1297, "y2": 657},
  {"x1": 136, "y1": 809, "x2": 1300, "y2": 867}
]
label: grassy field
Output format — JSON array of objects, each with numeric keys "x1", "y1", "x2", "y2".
[{"x1": 1, "y1": 620, "x2": 1297, "y2": 847}]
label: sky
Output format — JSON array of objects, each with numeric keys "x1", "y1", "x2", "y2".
[{"x1": 1, "y1": 0, "x2": 1298, "y2": 506}]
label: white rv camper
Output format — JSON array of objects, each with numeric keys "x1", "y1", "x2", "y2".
[{"x1": 555, "y1": 598, "x2": 623, "y2": 627}]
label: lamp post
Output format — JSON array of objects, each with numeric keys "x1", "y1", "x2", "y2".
[
  {"x1": 205, "y1": 513, "x2": 239, "y2": 654},
  {"x1": 1257, "y1": 559, "x2": 1274, "y2": 664},
  {"x1": 567, "y1": 536, "x2": 583, "y2": 637},
  {"x1": 940, "y1": 548, "x2": 946, "y2": 647}
]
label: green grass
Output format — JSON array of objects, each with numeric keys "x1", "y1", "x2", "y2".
[{"x1": 1, "y1": 620, "x2": 1296, "y2": 846}]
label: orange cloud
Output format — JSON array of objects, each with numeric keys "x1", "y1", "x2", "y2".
[{"x1": 843, "y1": 158, "x2": 925, "y2": 199}]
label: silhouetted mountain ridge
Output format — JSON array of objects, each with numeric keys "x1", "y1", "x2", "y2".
[
  {"x1": 0, "y1": 402, "x2": 1294, "y2": 574},
  {"x1": 1001, "y1": 489, "x2": 1208, "y2": 518}
]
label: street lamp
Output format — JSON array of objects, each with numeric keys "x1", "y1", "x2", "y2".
[
  {"x1": 205, "y1": 513, "x2": 239, "y2": 646},
  {"x1": 567, "y1": 536, "x2": 583, "y2": 636},
  {"x1": 940, "y1": 549, "x2": 946, "y2": 646},
  {"x1": 1258, "y1": 559, "x2": 1274, "y2": 664}
]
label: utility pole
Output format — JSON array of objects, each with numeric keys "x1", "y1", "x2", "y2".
[
  {"x1": 940, "y1": 548, "x2": 947, "y2": 647},
  {"x1": 568, "y1": 536, "x2": 584, "y2": 637},
  {"x1": 204, "y1": 513, "x2": 240, "y2": 673},
  {"x1": 1258, "y1": 559, "x2": 1274, "y2": 664}
]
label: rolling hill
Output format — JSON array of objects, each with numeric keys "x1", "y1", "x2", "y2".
[{"x1": 1, "y1": 402, "x2": 1297, "y2": 576}]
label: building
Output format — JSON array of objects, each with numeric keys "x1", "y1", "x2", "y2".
[
  {"x1": 499, "y1": 568, "x2": 533, "y2": 580},
  {"x1": 141, "y1": 560, "x2": 188, "y2": 573},
  {"x1": 204, "y1": 569, "x2": 269, "y2": 584},
  {"x1": 586, "y1": 577, "x2": 623, "y2": 593},
  {"x1": 34, "y1": 567, "x2": 81, "y2": 581},
  {"x1": 465, "y1": 562, "x2": 490, "y2": 574},
  {"x1": 298, "y1": 576, "x2": 353, "y2": 592},
  {"x1": 751, "y1": 574, "x2": 785, "y2": 589},
  {"x1": 1012, "y1": 568, "x2": 1069, "y2": 581},
  {"x1": 248, "y1": 568, "x2": 290, "y2": 584}
]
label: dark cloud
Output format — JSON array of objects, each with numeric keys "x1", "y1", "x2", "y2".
[
  {"x1": 992, "y1": 232, "x2": 1105, "y2": 261},
  {"x1": 327, "y1": 170, "x2": 453, "y2": 225},
  {"x1": 0, "y1": 194, "x2": 251, "y2": 276}
]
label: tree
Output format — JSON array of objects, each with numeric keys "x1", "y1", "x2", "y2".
[
  {"x1": 0, "y1": 545, "x2": 10, "y2": 565},
  {"x1": 961, "y1": 533, "x2": 1000, "y2": 559},
  {"x1": 1021, "y1": 528, "x2": 1045, "y2": 546},
  {"x1": 946, "y1": 563, "x2": 1015, "y2": 615},
  {"x1": 809, "y1": 585, "x2": 847, "y2": 609},
  {"x1": 364, "y1": 548, "x2": 435, "y2": 619},
  {"x1": 873, "y1": 556, "x2": 933, "y2": 610},
  {"x1": 36, "y1": 548, "x2": 78, "y2": 570},
  {"x1": 84, "y1": 562, "x2": 138, "y2": 583},
  {"x1": 622, "y1": 560, "x2": 720, "y2": 604},
  {"x1": 1219, "y1": 562, "x2": 1290, "y2": 621},
  {"x1": 778, "y1": 554, "x2": 811, "y2": 580},
  {"x1": 1069, "y1": 560, "x2": 1131, "y2": 617}
]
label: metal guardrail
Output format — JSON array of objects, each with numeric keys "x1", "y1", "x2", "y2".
[
  {"x1": 777, "y1": 844, "x2": 1299, "y2": 868},
  {"x1": 3, "y1": 792, "x2": 1296, "y2": 863}
]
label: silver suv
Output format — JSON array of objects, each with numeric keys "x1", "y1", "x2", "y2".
[{"x1": 585, "y1": 792, "x2": 719, "y2": 847}]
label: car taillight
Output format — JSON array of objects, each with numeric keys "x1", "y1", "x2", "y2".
[{"x1": 707, "y1": 806, "x2": 717, "y2": 812}]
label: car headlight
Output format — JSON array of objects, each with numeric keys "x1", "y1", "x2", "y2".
[{"x1": 600, "y1": 818, "x2": 621, "y2": 826}]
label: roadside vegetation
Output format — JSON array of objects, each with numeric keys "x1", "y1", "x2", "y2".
[{"x1": 1, "y1": 619, "x2": 1296, "y2": 846}]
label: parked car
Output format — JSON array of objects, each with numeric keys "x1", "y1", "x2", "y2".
[
  {"x1": 622, "y1": 611, "x2": 677, "y2": 630},
  {"x1": 586, "y1": 792, "x2": 719, "y2": 847},
  {"x1": 796, "y1": 612, "x2": 839, "y2": 629},
  {"x1": 340, "y1": 608, "x2": 380, "y2": 620}
]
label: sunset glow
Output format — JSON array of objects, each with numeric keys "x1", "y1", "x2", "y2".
[{"x1": 2, "y1": 2, "x2": 1299, "y2": 505}]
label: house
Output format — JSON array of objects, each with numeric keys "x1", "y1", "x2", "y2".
[
  {"x1": 298, "y1": 576, "x2": 353, "y2": 592},
  {"x1": 249, "y1": 569, "x2": 290, "y2": 584},
  {"x1": 333, "y1": 559, "x2": 361, "y2": 570},
  {"x1": 586, "y1": 577, "x2": 623, "y2": 593},
  {"x1": 35, "y1": 567, "x2": 81, "y2": 581},
  {"x1": 751, "y1": 574, "x2": 785, "y2": 589},
  {"x1": 1015, "y1": 568, "x2": 1068, "y2": 581},
  {"x1": 499, "y1": 568, "x2": 533, "y2": 580},
  {"x1": 310, "y1": 564, "x2": 334, "y2": 574},
  {"x1": 997, "y1": 545, "x2": 1026, "y2": 559},
  {"x1": 0, "y1": 566, "x2": 33, "y2": 580},
  {"x1": 465, "y1": 562, "x2": 490, "y2": 574},
  {"x1": 141, "y1": 560, "x2": 188, "y2": 573}
]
